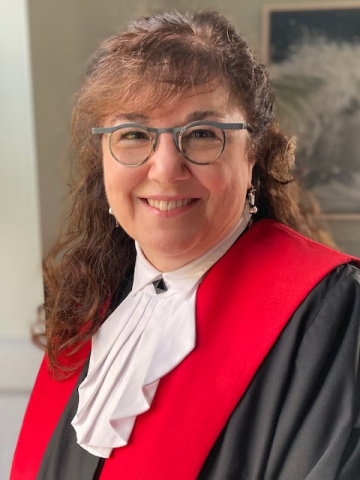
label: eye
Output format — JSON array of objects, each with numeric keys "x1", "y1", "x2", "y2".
[
  {"x1": 190, "y1": 128, "x2": 217, "y2": 139},
  {"x1": 186, "y1": 126, "x2": 222, "y2": 140},
  {"x1": 181, "y1": 124, "x2": 224, "y2": 150},
  {"x1": 110, "y1": 126, "x2": 151, "y2": 147},
  {"x1": 121, "y1": 130, "x2": 148, "y2": 140}
]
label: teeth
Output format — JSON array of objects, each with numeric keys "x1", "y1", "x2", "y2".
[
  {"x1": 147, "y1": 198, "x2": 192, "y2": 211},
  {"x1": 167, "y1": 200, "x2": 177, "y2": 211}
]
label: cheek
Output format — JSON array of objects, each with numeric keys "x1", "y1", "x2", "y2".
[
  {"x1": 103, "y1": 163, "x2": 123, "y2": 203},
  {"x1": 102, "y1": 150, "x2": 115, "y2": 196},
  {"x1": 202, "y1": 160, "x2": 253, "y2": 201},
  {"x1": 103, "y1": 153, "x2": 143, "y2": 202}
]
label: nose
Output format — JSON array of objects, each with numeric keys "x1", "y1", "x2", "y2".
[{"x1": 147, "y1": 132, "x2": 191, "y2": 185}]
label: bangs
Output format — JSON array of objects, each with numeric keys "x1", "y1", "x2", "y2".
[{"x1": 80, "y1": 33, "x2": 229, "y2": 123}]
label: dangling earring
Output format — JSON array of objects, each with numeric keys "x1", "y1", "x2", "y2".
[
  {"x1": 109, "y1": 207, "x2": 119, "y2": 228},
  {"x1": 247, "y1": 186, "x2": 258, "y2": 215}
]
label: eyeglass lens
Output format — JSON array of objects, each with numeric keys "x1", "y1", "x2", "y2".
[{"x1": 109, "y1": 124, "x2": 225, "y2": 165}]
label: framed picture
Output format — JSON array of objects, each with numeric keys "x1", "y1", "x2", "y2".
[{"x1": 262, "y1": 3, "x2": 360, "y2": 219}]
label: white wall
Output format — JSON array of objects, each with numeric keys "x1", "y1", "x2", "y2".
[
  {"x1": 0, "y1": 0, "x2": 44, "y2": 476},
  {"x1": 0, "y1": 1, "x2": 44, "y2": 336}
]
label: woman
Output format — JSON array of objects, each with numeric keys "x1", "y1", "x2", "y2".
[{"x1": 11, "y1": 11, "x2": 360, "y2": 480}]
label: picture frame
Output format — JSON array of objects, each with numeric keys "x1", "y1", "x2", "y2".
[{"x1": 262, "y1": 2, "x2": 360, "y2": 221}]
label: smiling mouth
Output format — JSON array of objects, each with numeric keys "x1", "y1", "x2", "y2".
[{"x1": 146, "y1": 198, "x2": 194, "y2": 211}]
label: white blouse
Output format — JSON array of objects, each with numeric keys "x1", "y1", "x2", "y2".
[{"x1": 71, "y1": 208, "x2": 251, "y2": 458}]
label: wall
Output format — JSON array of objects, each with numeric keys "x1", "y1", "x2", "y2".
[
  {"x1": 0, "y1": 1, "x2": 45, "y2": 369},
  {"x1": 0, "y1": 1, "x2": 44, "y2": 337},
  {"x1": 0, "y1": 0, "x2": 44, "y2": 475}
]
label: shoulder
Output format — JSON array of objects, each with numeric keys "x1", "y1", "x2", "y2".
[
  {"x1": 301, "y1": 262, "x2": 360, "y2": 314},
  {"x1": 229, "y1": 220, "x2": 359, "y2": 270},
  {"x1": 252, "y1": 219, "x2": 359, "y2": 263},
  {"x1": 297, "y1": 262, "x2": 360, "y2": 338},
  {"x1": 321, "y1": 262, "x2": 360, "y2": 290}
]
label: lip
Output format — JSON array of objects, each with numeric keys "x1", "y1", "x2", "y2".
[{"x1": 139, "y1": 197, "x2": 199, "y2": 216}]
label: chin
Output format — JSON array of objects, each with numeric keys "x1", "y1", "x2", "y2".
[
  {"x1": 140, "y1": 235, "x2": 204, "y2": 268},
  {"x1": 149, "y1": 240, "x2": 194, "y2": 258}
]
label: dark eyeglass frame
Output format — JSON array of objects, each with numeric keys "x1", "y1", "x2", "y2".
[{"x1": 92, "y1": 120, "x2": 251, "y2": 167}]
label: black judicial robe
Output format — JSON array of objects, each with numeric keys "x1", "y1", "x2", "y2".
[{"x1": 11, "y1": 221, "x2": 360, "y2": 479}]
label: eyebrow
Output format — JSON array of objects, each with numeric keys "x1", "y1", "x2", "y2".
[
  {"x1": 185, "y1": 110, "x2": 225, "y2": 123},
  {"x1": 110, "y1": 110, "x2": 225, "y2": 126}
]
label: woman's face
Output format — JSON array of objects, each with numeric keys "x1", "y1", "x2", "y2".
[{"x1": 102, "y1": 85, "x2": 254, "y2": 271}]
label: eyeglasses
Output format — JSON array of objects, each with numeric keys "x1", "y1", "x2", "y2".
[{"x1": 92, "y1": 121, "x2": 251, "y2": 167}]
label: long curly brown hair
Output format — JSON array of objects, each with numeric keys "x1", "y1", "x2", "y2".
[{"x1": 42, "y1": 10, "x2": 331, "y2": 375}]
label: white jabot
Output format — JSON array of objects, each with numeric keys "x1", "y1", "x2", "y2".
[{"x1": 72, "y1": 207, "x2": 251, "y2": 457}]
